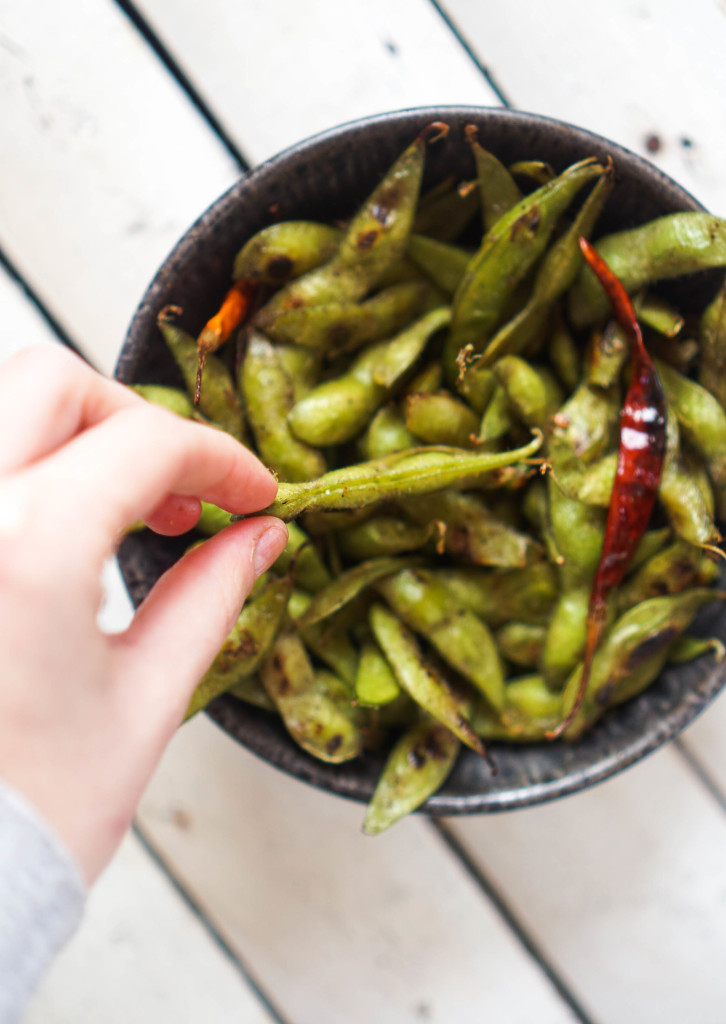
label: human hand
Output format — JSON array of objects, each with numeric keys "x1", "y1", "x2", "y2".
[{"x1": 0, "y1": 346, "x2": 287, "y2": 885}]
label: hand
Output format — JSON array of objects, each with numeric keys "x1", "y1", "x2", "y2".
[{"x1": 0, "y1": 346, "x2": 288, "y2": 884}]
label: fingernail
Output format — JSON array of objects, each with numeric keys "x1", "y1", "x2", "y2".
[{"x1": 252, "y1": 523, "x2": 288, "y2": 578}]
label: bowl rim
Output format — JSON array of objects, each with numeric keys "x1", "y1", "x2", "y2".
[{"x1": 117, "y1": 104, "x2": 726, "y2": 815}]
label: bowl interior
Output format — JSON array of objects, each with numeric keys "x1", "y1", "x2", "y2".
[{"x1": 116, "y1": 106, "x2": 726, "y2": 813}]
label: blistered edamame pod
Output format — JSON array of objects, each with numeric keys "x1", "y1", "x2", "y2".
[
  {"x1": 445, "y1": 157, "x2": 604, "y2": 378},
  {"x1": 357, "y1": 404, "x2": 417, "y2": 460},
  {"x1": 260, "y1": 633, "x2": 362, "y2": 762},
  {"x1": 637, "y1": 294, "x2": 684, "y2": 337},
  {"x1": 406, "y1": 235, "x2": 471, "y2": 296},
  {"x1": 493, "y1": 357, "x2": 564, "y2": 433},
  {"x1": 264, "y1": 281, "x2": 434, "y2": 353},
  {"x1": 362, "y1": 716, "x2": 458, "y2": 835},
  {"x1": 362, "y1": 717, "x2": 460, "y2": 835},
  {"x1": 548, "y1": 311, "x2": 581, "y2": 393},
  {"x1": 403, "y1": 390, "x2": 479, "y2": 448},
  {"x1": 369, "y1": 603, "x2": 486, "y2": 755},
  {"x1": 655, "y1": 357, "x2": 726, "y2": 501},
  {"x1": 131, "y1": 383, "x2": 198, "y2": 419},
  {"x1": 376, "y1": 568, "x2": 506, "y2": 710},
  {"x1": 617, "y1": 540, "x2": 720, "y2": 612},
  {"x1": 478, "y1": 384, "x2": 515, "y2": 446},
  {"x1": 509, "y1": 160, "x2": 555, "y2": 185},
  {"x1": 550, "y1": 382, "x2": 621, "y2": 465},
  {"x1": 540, "y1": 586, "x2": 590, "y2": 689},
  {"x1": 337, "y1": 516, "x2": 433, "y2": 560},
  {"x1": 413, "y1": 176, "x2": 480, "y2": 241},
  {"x1": 288, "y1": 589, "x2": 359, "y2": 686},
  {"x1": 273, "y1": 521, "x2": 332, "y2": 593},
  {"x1": 628, "y1": 527, "x2": 672, "y2": 574},
  {"x1": 288, "y1": 307, "x2": 450, "y2": 447},
  {"x1": 261, "y1": 432, "x2": 543, "y2": 520},
  {"x1": 698, "y1": 277, "x2": 726, "y2": 408},
  {"x1": 495, "y1": 622, "x2": 547, "y2": 669},
  {"x1": 466, "y1": 129, "x2": 522, "y2": 232},
  {"x1": 257, "y1": 131, "x2": 428, "y2": 330},
  {"x1": 577, "y1": 452, "x2": 618, "y2": 507},
  {"x1": 273, "y1": 344, "x2": 321, "y2": 402},
  {"x1": 228, "y1": 675, "x2": 277, "y2": 712},
  {"x1": 547, "y1": 474, "x2": 606, "y2": 588},
  {"x1": 432, "y1": 562, "x2": 559, "y2": 627},
  {"x1": 184, "y1": 576, "x2": 292, "y2": 719},
  {"x1": 569, "y1": 212, "x2": 726, "y2": 328},
  {"x1": 479, "y1": 165, "x2": 614, "y2": 366},
  {"x1": 400, "y1": 488, "x2": 543, "y2": 569},
  {"x1": 404, "y1": 360, "x2": 444, "y2": 396},
  {"x1": 586, "y1": 320, "x2": 629, "y2": 388},
  {"x1": 233, "y1": 221, "x2": 342, "y2": 284},
  {"x1": 504, "y1": 675, "x2": 561, "y2": 722},
  {"x1": 241, "y1": 331, "x2": 326, "y2": 481},
  {"x1": 559, "y1": 589, "x2": 725, "y2": 739},
  {"x1": 295, "y1": 556, "x2": 420, "y2": 629},
  {"x1": 158, "y1": 309, "x2": 247, "y2": 442},
  {"x1": 659, "y1": 410, "x2": 721, "y2": 548},
  {"x1": 355, "y1": 640, "x2": 402, "y2": 706},
  {"x1": 668, "y1": 634, "x2": 725, "y2": 665}
]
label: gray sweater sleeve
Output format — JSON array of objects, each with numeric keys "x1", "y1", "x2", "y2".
[{"x1": 0, "y1": 781, "x2": 86, "y2": 1024}]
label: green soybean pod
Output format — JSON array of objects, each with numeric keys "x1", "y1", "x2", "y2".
[
  {"x1": 261, "y1": 634, "x2": 363, "y2": 763},
  {"x1": 241, "y1": 331, "x2": 327, "y2": 481},
  {"x1": 495, "y1": 622, "x2": 547, "y2": 669},
  {"x1": 296, "y1": 556, "x2": 420, "y2": 629},
  {"x1": 406, "y1": 234, "x2": 471, "y2": 296},
  {"x1": 668, "y1": 635, "x2": 725, "y2": 665},
  {"x1": 376, "y1": 568, "x2": 506, "y2": 710},
  {"x1": 358, "y1": 404, "x2": 417, "y2": 460},
  {"x1": 369, "y1": 603, "x2": 486, "y2": 754},
  {"x1": 184, "y1": 576, "x2": 292, "y2": 720},
  {"x1": 337, "y1": 516, "x2": 433, "y2": 560},
  {"x1": 493, "y1": 357, "x2": 564, "y2": 433},
  {"x1": 355, "y1": 640, "x2": 402, "y2": 706},
  {"x1": 432, "y1": 563, "x2": 559, "y2": 627},
  {"x1": 569, "y1": 212, "x2": 726, "y2": 328},
  {"x1": 362, "y1": 718, "x2": 459, "y2": 835},
  {"x1": 559, "y1": 589, "x2": 725, "y2": 739},
  {"x1": 617, "y1": 540, "x2": 720, "y2": 612},
  {"x1": 233, "y1": 221, "x2": 342, "y2": 284},
  {"x1": 273, "y1": 521, "x2": 332, "y2": 593},
  {"x1": 131, "y1": 383, "x2": 198, "y2": 419},
  {"x1": 158, "y1": 311, "x2": 247, "y2": 442},
  {"x1": 288, "y1": 589, "x2": 359, "y2": 687},
  {"x1": 698, "y1": 277, "x2": 726, "y2": 408},
  {"x1": 404, "y1": 390, "x2": 480, "y2": 448},
  {"x1": 467, "y1": 130, "x2": 522, "y2": 232},
  {"x1": 540, "y1": 586, "x2": 590, "y2": 690}
]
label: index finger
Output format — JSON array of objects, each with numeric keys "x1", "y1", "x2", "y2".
[{"x1": 15, "y1": 402, "x2": 279, "y2": 563}]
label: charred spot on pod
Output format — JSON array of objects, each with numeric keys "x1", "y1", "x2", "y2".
[
  {"x1": 266, "y1": 254, "x2": 295, "y2": 280},
  {"x1": 423, "y1": 729, "x2": 449, "y2": 761},
  {"x1": 510, "y1": 206, "x2": 541, "y2": 240},
  {"x1": 230, "y1": 631, "x2": 259, "y2": 659},
  {"x1": 371, "y1": 201, "x2": 396, "y2": 226},
  {"x1": 408, "y1": 743, "x2": 428, "y2": 769},
  {"x1": 357, "y1": 229, "x2": 381, "y2": 251},
  {"x1": 625, "y1": 627, "x2": 678, "y2": 671},
  {"x1": 326, "y1": 734, "x2": 343, "y2": 755}
]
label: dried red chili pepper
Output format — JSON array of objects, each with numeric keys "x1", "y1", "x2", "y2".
[
  {"x1": 195, "y1": 278, "x2": 257, "y2": 404},
  {"x1": 547, "y1": 236, "x2": 667, "y2": 739}
]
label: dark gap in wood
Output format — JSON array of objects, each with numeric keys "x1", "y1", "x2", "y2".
[
  {"x1": 112, "y1": 0, "x2": 251, "y2": 172},
  {"x1": 675, "y1": 739, "x2": 726, "y2": 816},
  {"x1": 428, "y1": 1, "x2": 513, "y2": 107},
  {"x1": 132, "y1": 821, "x2": 293, "y2": 1024},
  {"x1": 431, "y1": 819, "x2": 599, "y2": 1024},
  {"x1": 0, "y1": 242, "x2": 91, "y2": 364}
]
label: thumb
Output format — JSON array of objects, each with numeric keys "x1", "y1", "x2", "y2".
[{"x1": 111, "y1": 517, "x2": 288, "y2": 726}]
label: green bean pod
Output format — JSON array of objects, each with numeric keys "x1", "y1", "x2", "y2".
[
  {"x1": 337, "y1": 516, "x2": 433, "y2": 560},
  {"x1": 288, "y1": 307, "x2": 450, "y2": 447},
  {"x1": 493, "y1": 357, "x2": 564, "y2": 433},
  {"x1": 369, "y1": 603, "x2": 486, "y2": 754},
  {"x1": 468, "y1": 134, "x2": 522, "y2": 232},
  {"x1": 406, "y1": 234, "x2": 471, "y2": 295},
  {"x1": 432, "y1": 562, "x2": 559, "y2": 627},
  {"x1": 404, "y1": 390, "x2": 480, "y2": 448},
  {"x1": 445, "y1": 157, "x2": 604, "y2": 377},
  {"x1": 617, "y1": 540, "x2": 720, "y2": 612},
  {"x1": 495, "y1": 622, "x2": 547, "y2": 669},
  {"x1": 559, "y1": 589, "x2": 724, "y2": 739},
  {"x1": 158, "y1": 313, "x2": 247, "y2": 442},
  {"x1": 357, "y1": 404, "x2": 417, "y2": 460},
  {"x1": 362, "y1": 717, "x2": 460, "y2": 835},
  {"x1": 261, "y1": 432, "x2": 542, "y2": 520},
  {"x1": 233, "y1": 221, "x2": 342, "y2": 284},
  {"x1": 288, "y1": 590, "x2": 359, "y2": 686},
  {"x1": 184, "y1": 576, "x2": 292, "y2": 719},
  {"x1": 240, "y1": 331, "x2": 326, "y2": 481},
  {"x1": 355, "y1": 640, "x2": 402, "y2": 706},
  {"x1": 412, "y1": 178, "x2": 480, "y2": 241},
  {"x1": 569, "y1": 212, "x2": 726, "y2": 327},
  {"x1": 296, "y1": 556, "x2": 420, "y2": 629},
  {"x1": 376, "y1": 568, "x2": 506, "y2": 710},
  {"x1": 260, "y1": 633, "x2": 362, "y2": 762}
]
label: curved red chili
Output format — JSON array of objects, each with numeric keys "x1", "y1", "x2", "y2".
[{"x1": 547, "y1": 237, "x2": 667, "y2": 739}]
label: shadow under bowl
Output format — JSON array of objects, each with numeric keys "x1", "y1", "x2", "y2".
[{"x1": 116, "y1": 106, "x2": 726, "y2": 814}]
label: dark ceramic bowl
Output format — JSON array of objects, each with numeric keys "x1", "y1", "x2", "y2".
[{"x1": 117, "y1": 106, "x2": 726, "y2": 814}]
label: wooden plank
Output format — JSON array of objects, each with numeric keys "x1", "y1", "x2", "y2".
[
  {"x1": 138, "y1": 715, "x2": 581, "y2": 1024},
  {"x1": 446, "y1": 745, "x2": 726, "y2": 1024},
  {"x1": 442, "y1": 0, "x2": 726, "y2": 214},
  {"x1": 25, "y1": 832, "x2": 278, "y2": 1024},
  {"x1": 126, "y1": 0, "x2": 502, "y2": 163},
  {"x1": 0, "y1": 0, "x2": 239, "y2": 375}
]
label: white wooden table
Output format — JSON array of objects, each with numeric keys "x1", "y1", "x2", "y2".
[{"x1": 3, "y1": 2, "x2": 726, "y2": 1020}]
